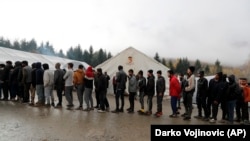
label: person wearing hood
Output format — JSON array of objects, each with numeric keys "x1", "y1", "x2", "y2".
[
  {"x1": 43, "y1": 63, "x2": 54, "y2": 107},
  {"x1": 144, "y1": 69, "x2": 155, "y2": 116},
  {"x1": 83, "y1": 66, "x2": 94, "y2": 111},
  {"x1": 35, "y1": 62, "x2": 45, "y2": 106},
  {"x1": 183, "y1": 66, "x2": 196, "y2": 120},
  {"x1": 226, "y1": 75, "x2": 241, "y2": 124},
  {"x1": 29, "y1": 63, "x2": 37, "y2": 106},
  {"x1": 73, "y1": 64, "x2": 85, "y2": 110},
  {"x1": 208, "y1": 71, "x2": 223, "y2": 123},
  {"x1": 0, "y1": 64, "x2": 5, "y2": 99},
  {"x1": 54, "y1": 63, "x2": 65, "y2": 108},
  {"x1": 9, "y1": 61, "x2": 22, "y2": 101},
  {"x1": 2, "y1": 61, "x2": 13, "y2": 101},
  {"x1": 218, "y1": 74, "x2": 229, "y2": 123}
]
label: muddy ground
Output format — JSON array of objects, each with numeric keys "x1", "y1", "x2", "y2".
[{"x1": 0, "y1": 91, "x2": 232, "y2": 141}]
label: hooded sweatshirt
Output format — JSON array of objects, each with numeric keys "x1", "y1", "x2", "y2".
[
  {"x1": 73, "y1": 69, "x2": 85, "y2": 85},
  {"x1": 36, "y1": 62, "x2": 44, "y2": 85},
  {"x1": 226, "y1": 75, "x2": 240, "y2": 101},
  {"x1": 84, "y1": 66, "x2": 94, "y2": 89}
]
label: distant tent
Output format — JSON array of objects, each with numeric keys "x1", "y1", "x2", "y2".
[
  {"x1": 0, "y1": 47, "x2": 89, "y2": 70},
  {"x1": 95, "y1": 47, "x2": 170, "y2": 95}
]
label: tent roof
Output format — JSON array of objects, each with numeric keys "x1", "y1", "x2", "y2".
[
  {"x1": 0, "y1": 47, "x2": 90, "y2": 70},
  {"x1": 96, "y1": 47, "x2": 170, "y2": 94}
]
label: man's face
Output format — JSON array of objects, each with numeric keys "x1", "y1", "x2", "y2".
[{"x1": 215, "y1": 74, "x2": 219, "y2": 80}]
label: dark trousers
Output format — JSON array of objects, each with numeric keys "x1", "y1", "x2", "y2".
[
  {"x1": 236, "y1": 99, "x2": 249, "y2": 121},
  {"x1": 212, "y1": 101, "x2": 220, "y2": 120},
  {"x1": 147, "y1": 95, "x2": 153, "y2": 112},
  {"x1": 184, "y1": 92, "x2": 193, "y2": 118},
  {"x1": 10, "y1": 83, "x2": 18, "y2": 99},
  {"x1": 157, "y1": 93, "x2": 163, "y2": 113},
  {"x1": 99, "y1": 90, "x2": 107, "y2": 111},
  {"x1": 196, "y1": 96, "x2": 207, "y2": 117},
  {"x1": 171, "y1": 96, "x2": 178, "y2": 114},
  {"x1": 129, "y1": 92, "x2": 136, "y2": 111},
  {"x1": 206, "y1": 97, "x2": 213, "y2": 118},
  {"x1": 56, "y1": 87, "x2": 63, "y2": 105},
  {"x1": 221, "y1": 100, "x2": 228, "y2": 120},
  {"x1": 3, "y1": 82, "x2": 10, "y2": 100},
  {"x1": 115, "y1": 89, "x2": 125, "y2": 110},
  {"x1": 95, "y1": 90, "x2": 100, "y2": 107},
  {"x1": 23, "y1": 82, "x2": 31, "y2": 102}
]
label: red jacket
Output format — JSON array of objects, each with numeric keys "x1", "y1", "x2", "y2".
[{"x1": 169, "y1": 75, "x2": 181, "y2": 98}]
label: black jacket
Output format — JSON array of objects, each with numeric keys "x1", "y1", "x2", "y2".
[{"x1": 146, "y1": 75, "x2": 155, "y2": 96}]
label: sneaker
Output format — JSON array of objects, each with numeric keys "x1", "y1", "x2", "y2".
[
  {"x1": 137, "y1": 109, "x2": 145, "y2": 113},
  {"x1": 169, "y1": 114, "x2": 177, "y2": 118},
  {"x1": 183, "y1": 117, "x2": 191, "y2": 120},
  {"x1": 145, "y1": 111, "x2": 152, "y2": 116},
  {"x1": 67, "y1": 104, "x2": 74, "y2": 108},
  {"x1": 209, "y1": 118, "x2": 216, "y2": 123},
  {"x1": 76, "y1": 107, "x2": 83, "y2": 110},
  {"x1": 55, "y1": 104, "x2": 62, "y2": 108},
  {"x1": 51, "y1": 102, "x2": 55, "y2": 107},
  {"x1": 90, "y1": 107, "x2": 94, "y2": 110},
  {"x1": 98, "y1": 110, "x2": 106, "y2": 113},
  {"x1": 128, "y1": 110, "x2": 134, "y2": 113},
  {"x1": 194, "y1": 115, "x2": 203, "y2": 119},
  {"x1": 155, "y1": 112, "x2": 162, "y2": 117},
  {"x1": 126, "y1": 108, "x2": 131, "y2": 111},
  {"x1": 111, "y1": 109, "x2": 119, "y2": 113},
  {"x1": 29, "y1": 103, "x2": 35, "y2": 106},
  {"x1": 119, "y1": 109, "x2": 124, "y2": 113},
  {"x1": 106, "y1": 107, "x2": 110, "y2": 112},
  {"x1": 181, "y1": 113, "x2": 187, "y2": 117},
  {"x1": 203, "y1": 117, "x2": 209, "y2": 121},
  {"x1": 219, "y1": 119, "x2": 227, "y2": 123},
  {"x1": 45, "y1": 104, "x2": 51, "y2": 107}
]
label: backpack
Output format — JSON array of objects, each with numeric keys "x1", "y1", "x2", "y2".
[{"x1": 243, "y1": 86, "x2": 250, "y2": 102}]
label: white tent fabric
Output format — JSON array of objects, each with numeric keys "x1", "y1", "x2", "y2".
[
  {"x1": 95, "y1": 47, "x2": 170, "y2": 95},
  {"x1": 0, "y1": 47, "x2": 90, "y2": 71}
]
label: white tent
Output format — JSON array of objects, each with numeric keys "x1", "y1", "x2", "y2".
[
  {"x1": 95, "y1": 47, "x2": 170, "y2": 95},
  {"x1": 0, "y1": 47, "x2": 90, "y2": 70}
]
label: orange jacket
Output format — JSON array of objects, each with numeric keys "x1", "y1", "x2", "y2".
[{"x1": 73, "y1": 69, "x2": 85, "y2": 85}]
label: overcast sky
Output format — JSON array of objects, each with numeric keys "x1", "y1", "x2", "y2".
[{"x1": 1, "y1": 0, "x2": 250, "y2": 67}]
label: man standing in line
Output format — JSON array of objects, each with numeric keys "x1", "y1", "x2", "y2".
[
  {"x1": 168, "y1": 70, "x2": 181, "y2": 118},
  {"x1": 183, "y1": 66, "x2": 196, "y2": 120},
  {"x1": 29, "y1": 63, "x2": 37, "y2": 106},
  {"x1": 194, "y1": 71, "x2": 208, "y2": 119},
  {"x1": 127, "y1": 69, "x2": 137, "y2": 113},
  {"x1": 34, "y1": 62, "x2": 44, "y2": 107},
  {"x1": 43, "y1": 63, "x2": 54, "y2": 107},
  {"x1": 155, "y1": 70, "x2": 166, "y2": 117},
  {"x1": 2, "y1": 61, "x2": 13, "y2": 101},
  {"x1": 73, "y1": 64, "x2": 85, "y2": 110},
  {"x1": 54, "y1": 63, "x2": 65, "y2": 108},
  {"x1": 137, "y1": 70, "x2": 147, "y2": 114},
  {"x1": 145, "y1": 69, "x2": 155, "y2": 116},
  {"x1": 21, "y1": 60, "x2": 32, "y2": 103},
  {"x1": 96, "y1": 68, "x2": 108, "y2": 113},
  {"x1": 112, "y1": 65, "x2": 127, "y2": 113},
  {"x1": 64, "y1": 63, "x2": 74, "y2": 109}
]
